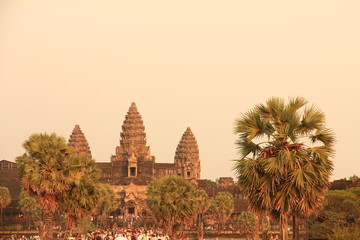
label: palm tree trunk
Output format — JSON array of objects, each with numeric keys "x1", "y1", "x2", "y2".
[
  {"x1": 64, "y1": 216, "x2": 75, "y2": 239},
  {"x1": 197, "y1": 214, "x2": 204, "y2": 240},
  {"x1": 253, "y1": 215, "x2": 260, "y2": 240},
  {"x1": 280, "y1": 214, "x2": 288, "y2": 240},
  {"x1": 265, "y1": 215, "x2": 272, "y2": 240},
  {"x1": 0, "y1": 208, "x2": 3, "y2": 226},
  {"x1": 292, "y1": 215, "x2": 300, "y2": 240},
  {"x1": 43, "y1": 210, "x2": 55, "y2": 240}
]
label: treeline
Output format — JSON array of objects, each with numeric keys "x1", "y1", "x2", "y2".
[
  {"x1": 308, "y1": 187, "x2": 360, "y2": 240},
  {"x1": 15, "y1": 133, "x2": 118, "y2": 240}
]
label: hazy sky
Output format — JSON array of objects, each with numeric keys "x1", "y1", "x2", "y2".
[{"x1": 1, "y1": 0, "x2": 359, "y2": 181}]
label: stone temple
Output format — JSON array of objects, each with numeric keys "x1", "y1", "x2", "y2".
[
  {"x1": 1, "y1": 102, "x2": 250, "y2": 226},
  {"x1": 68, "y1": 102, "x2": 202, "y2": 217}
]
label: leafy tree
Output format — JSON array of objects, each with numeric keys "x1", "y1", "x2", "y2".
[
  {"x1": 0, "y1": 186, "x2": 11, "y2": 225},
  {"x1": 349, "y1": 174, "x2": 359, "y2": 181},
  {"x1": 146, "y1": 176, "x2": 199, "y2": 240},
  {"x1": 308, "y1": 187, "x2": 360, "y2": 239},
  {"x1": 207, "y1": 180, "x2": 218, "y2": 188},
  {"x1": 74, "y1": 219, "x2": 96, "y2": 235},
  {"x1": 18, "y1": 190, "x2": 42, "y2": 230},
  {"x1": 237, "y1": 211, "x2": 256, "y2": 240},
  {"x1": 16, "y1": 133, "x2": 75, "y2": 240},
  {"x1": 210, "y1": 191, "x2": 234, "y2": 233},
  {"x1": 92, "y1": 183, "x2": 118, "y2": 229},
  {"x1": 234, "y1": 97, "x2": 335, "y2": 240},
  {"x1": 330, "y1": 225, "x2": 360, "y2": 240}
]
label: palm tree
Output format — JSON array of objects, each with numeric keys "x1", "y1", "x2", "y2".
[
  {"x1": 194, "y1": 189, "x2": 211, "y2": 240},
  {"x1": 210, "y1": 191, "x2": 234, "y2": 233},
  {"x1": 237, "y1": 211, "x2": 256, "y2": 240},
  {"x1": 16, "y1": 133, "x2": 73, "y2": 240},
  {"x1": 0, "y1": 187, "x2": 11, "y2": 225},
  {"x1": 91, "y1": 183, "x2": 118, "y2": 229},
  {"x1": 234, "y1": 97, "x2": 335, "y2": 240},
  {"x1": 57, "y1": 155, "x2": 102, "y2": 238},
  {"x1": 146, "y1": 176, "x2": 199, "y2": 240}
]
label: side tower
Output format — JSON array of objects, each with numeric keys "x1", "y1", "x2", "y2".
[
  {"x1": 111, "y1": 103, "x2": 155, "y2": 182},
  {"x1": 174, "y1": 127, "x2": 201, "y2": 180},
  {"x1": 68, "y1": 125, "x2": 92, "y2": 158}
]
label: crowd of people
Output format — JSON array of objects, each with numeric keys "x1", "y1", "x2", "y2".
[
  {"x1": 64, "y1": 228, "x2": 170, "y2": 240},
  {"x1": 0, "y1": 228, "x2": 171, "y2": 240}
]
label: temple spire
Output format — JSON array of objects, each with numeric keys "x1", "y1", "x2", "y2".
[
  {"x1": 119, "y1": 102, "x2": 148, "y2": 157},
  {"x1": 68, "y1": 125, "x2": 92, "y2": 158},
  {"x1": 174, "y1": 127, "x2": 201, "y2": 179}
]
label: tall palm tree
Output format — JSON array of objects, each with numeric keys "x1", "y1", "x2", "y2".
[
  {"x1": 234, "y1": 97, "x2": 335, "y2": 240},
  {"x1": 211, "y1": 191, "x2": 234, "y2": 233},
  {"x1": 146, "y1": 176, "x2": 199, "y2": 240},
  {"x1": 57, "y1": 155, "x2": 102, "y2": 238},
  {"x1": 16, "y1": 133, "x2": 73, "y2": 240},
  {"x1": 194, "y1": 189, "x2": 211, "y2": 240}
]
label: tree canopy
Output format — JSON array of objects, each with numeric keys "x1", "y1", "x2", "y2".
[
  {"x1": 237, "y1": 211, "x2": 256, "y2": 240},
  {"x1": 0, "y1": 186, "x2": 11, "y2": 224},
  {"x1": 234, "y1": 97, "x2": 335, "y2": 240},
  {"x1": 210, "y1": 191, "x2": 234, "y2": 233},
  {"x1": 18, "y1": 190, "x2": 42, "y2": 230},
  {"x1": 16, "y1": 133, "x2": 72, "y2": 239},
  {"x1": 146, "y1": 176, "x2": 199, "y2": 239},
  {"x1": 308, "y1": 187, "x2": 360, "y2": 239},
  {"x1": 16, "y1": 133, "x2": 117, "y2": 239}
]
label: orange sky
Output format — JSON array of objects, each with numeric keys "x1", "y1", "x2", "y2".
[{"x1": 1, "y1": 0, "x2": 359, "y2": 181}]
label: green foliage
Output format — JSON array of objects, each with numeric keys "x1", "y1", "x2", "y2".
[
  {"x1": 210, "y1": 191, "x2": 234, "y2": 232},
  {"x1": 349, "y1": 174, "x2": 359, "y2": 181},
  {"x1": 194, "y1": 189, "x2": 211, "y2": 214},
  {"x1": 93, "y1": 183, "x2": 118, "y2": 216},
  {"x1": 74, "y1": 219, "x2": 96, "y2": 234},
  {"x1": 237, "y1": 211, "x2": 256, "y2": 239},
  {"x1": 16, "y1": 133, "x2": 73, "y2": 212},
  {"x1": 0, "y1": 186, "x2": 11, "y2": 224},
  {"x1": 18, "y1": 190, "x2": 42, "y2": 228},
  {"x1": 57, "y1": 155, "x2": 104, "y2": 236},
  {"x1": 330, "y1": 225, "x2": 360, "y2": 240},
  {"x1": 207, "y1": 179, "x2": 218, "y2": 188},
  {"x1": 16, "y1": 133, "x2": 73, "y2": 240},
  {"x1": 234, "y1": 97, "x2": 335, "y2": 240},
  {"x1": 308, "y1": 187, "x2": 360, "y2": 239},
  {"x1": 194, "y1": 190, "x2": 210, "y2": 240},
  {"x1": 0, "y1": 187, "x2": 11, "y2": 209},
  {"x1": 16, "y1": 133, "x2": 109, "y2": 239},
  {"x1": 146, "y1": 176, "x2": 199, "y2": 239}
]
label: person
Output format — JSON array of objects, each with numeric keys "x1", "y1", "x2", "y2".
[
  {"x1": 131, "y1": 232, "x2": 137, "y2": 240},
  {"x1": 274, "y1": 235, "x2": 279, "y2": 240}
]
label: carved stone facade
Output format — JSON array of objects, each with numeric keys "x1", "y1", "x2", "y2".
[
  {"x1": 94, "y1": 103, "x2": 201, "y2": 187},
  {"x1": 174, "y1": 127, "x2": 201, "y2": 180},
  {"x1": 89, "y1": 103, "x2": 202, "y2": 216},
  {"x1": 0, "y1": 102, "x2": 245, "y2": 224},
  {"x1": 68, "y1": 125, "x2": 92, "y2": 158}
]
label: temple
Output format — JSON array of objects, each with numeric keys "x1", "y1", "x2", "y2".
[
  {"x1": 88, "y1": 103, "x2": 203, "y2": 217},
  {"x1": 2, "y1": 102, "x2": 358, "y2": 236},
  {"x1": 174, "y1": 127, "x2": 201, "y2": 180},
  {"x1": 94, "y1": 103, "x2": 201, "y2": 187},
  {"x1": 0, "y1": 102, "x2": 247, "y2": 226},
  {"x1": 68, "y1": 125, "x2": 92, "y2": 158}
]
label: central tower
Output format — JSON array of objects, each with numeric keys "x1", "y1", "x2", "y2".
[{"x1": 111, "y1": 103, "x2": 155, "y2": 182}]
